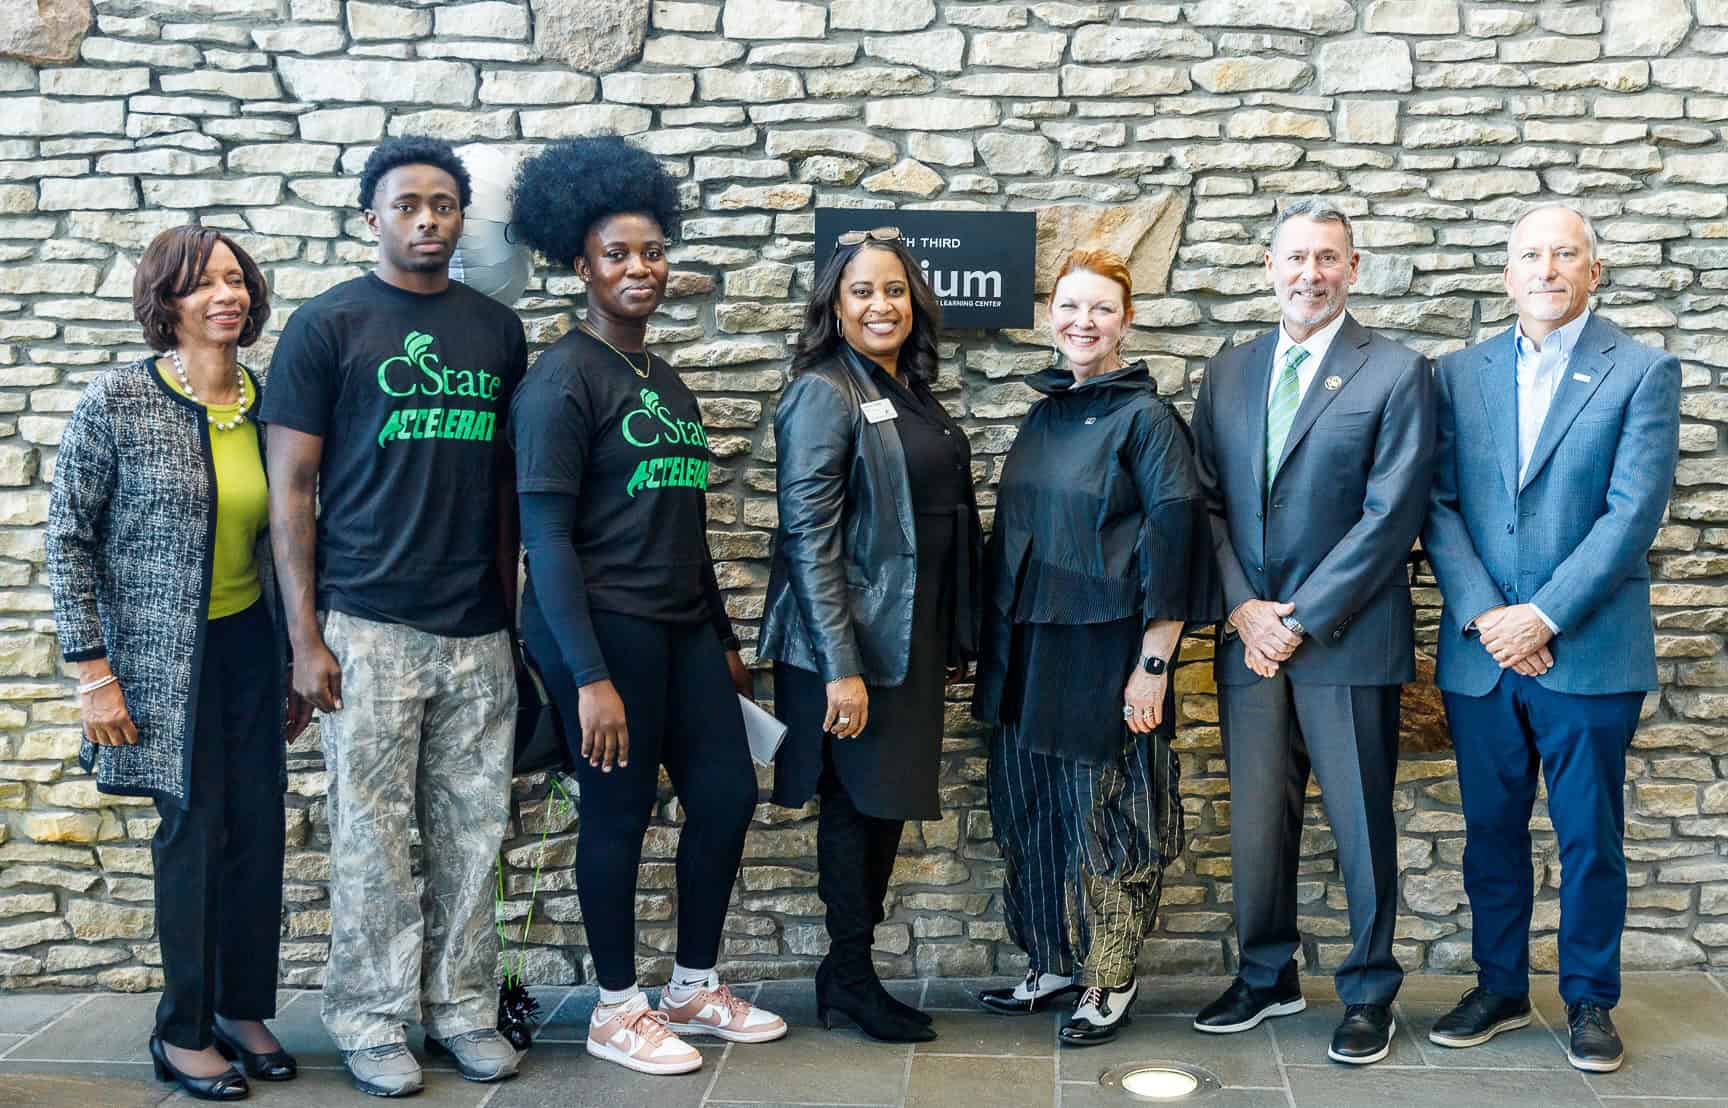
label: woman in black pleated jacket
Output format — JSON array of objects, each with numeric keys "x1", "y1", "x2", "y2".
[{"x1": 972, "y1": 249, "x2": 1221, "y2": 1047}]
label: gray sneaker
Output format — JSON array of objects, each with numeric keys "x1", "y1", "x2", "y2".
[
  {"x1": 426, "y1": 1028, "x2": 521, "y2": 1082},
  {"x1": 342, "y1": 1041, "x2": 424, "y2": 1098}
]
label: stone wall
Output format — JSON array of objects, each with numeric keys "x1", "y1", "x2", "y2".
[{"x1": 2, "y1": 0, "x2": 1726, "y2": 992}]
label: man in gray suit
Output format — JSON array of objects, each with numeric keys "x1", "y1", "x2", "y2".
[
  {"x1": 1190, "y1": 199, "x2": 1435, "y2": 1065},
  {"x1": 1422, "y1": 205, "x2": 1679, "y2": 1074}
]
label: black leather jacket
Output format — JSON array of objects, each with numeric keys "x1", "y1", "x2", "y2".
[{"x1": 758, "y1": 348, "x2": 979, "y2": 686}]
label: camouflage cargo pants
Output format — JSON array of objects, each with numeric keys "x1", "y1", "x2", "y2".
[{"x1": 317, "y1": 610, "x2": 516, "y2": 1050}]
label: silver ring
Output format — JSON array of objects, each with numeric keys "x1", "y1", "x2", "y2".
[
  {"x1": 837, "y1": 715, "x2": 851, "y2": 726},
  {"x1": 1122, "y1": 706, "x2": 1134, "y2": 720}
]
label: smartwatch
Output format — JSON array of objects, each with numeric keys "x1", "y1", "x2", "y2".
[{"x1": 1139, "y1": 654, "x2": 1168, "y2": 676}]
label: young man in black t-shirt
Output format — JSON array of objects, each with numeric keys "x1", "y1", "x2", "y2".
[{"x1": 261, "y1": 137, "x2": 527, "y2": 1097}]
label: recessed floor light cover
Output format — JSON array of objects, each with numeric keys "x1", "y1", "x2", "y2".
[{"x1": 1099, "y1": 1060, "x2": 1224, "y2": 1102}]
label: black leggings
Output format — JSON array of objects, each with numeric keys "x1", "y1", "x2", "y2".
[{"x1": 522, "y1": 605, "x2": 757, "y2": 991}]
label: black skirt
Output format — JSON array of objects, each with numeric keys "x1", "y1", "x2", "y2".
[{"x1": 770, "y1": 507, "x2": 956, "y2": 822}]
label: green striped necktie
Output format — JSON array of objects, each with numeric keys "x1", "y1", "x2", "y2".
[{"x1": 1265, "y1": 344, "x2": 1310, "y2": 481}]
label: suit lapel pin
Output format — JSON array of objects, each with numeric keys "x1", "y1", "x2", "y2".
[
  {"x1": 1084, "y1": 416, "x2": 1097, "y2": 425},
  {"x1": 1323, "y1": 375, "x2": 1342, "y2": 390},
  {"x1": 1572, "y1": 372, "x2": 1592, "y2": 382}
]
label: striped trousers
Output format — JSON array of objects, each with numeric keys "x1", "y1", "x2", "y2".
[{"x1": 988, "y1": 721, "x2": 1183, "y2": 989}]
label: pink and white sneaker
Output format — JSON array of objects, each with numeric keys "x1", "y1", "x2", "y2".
[
  {"x1": 587, "y1": 993, "x2": 703, "y2": 1075},
  {"x1": 658, "y1": 982, "x2": 789, "y2": 1044}
]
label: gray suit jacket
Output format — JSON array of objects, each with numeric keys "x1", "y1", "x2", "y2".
[
  {"x1": 1192, "y1": 313, "x2": 1437, "y2": 686},
  {"x1": 1423, "y1": 313, "x2": 1680, "y2": 697}
]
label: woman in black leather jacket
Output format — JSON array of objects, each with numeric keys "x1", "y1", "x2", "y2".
[{"x1": 759, "y1": 229, "x2": 982, "y2": 1043}]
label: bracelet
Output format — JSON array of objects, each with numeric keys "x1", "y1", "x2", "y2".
[{"x1": 77, "y1": 674, "x2": 118, "y2": 695}]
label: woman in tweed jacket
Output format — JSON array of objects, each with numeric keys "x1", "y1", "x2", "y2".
[{"x1": 46, "y1": 226, "x2": 309, "y2": 1101}]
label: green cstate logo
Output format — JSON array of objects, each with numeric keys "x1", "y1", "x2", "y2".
[
  {"x1": 374, "y1": 330, "x2": 501, "y2": 448},
  {"x1": 620, "y1": 386, "x2": 709, "y2": 497}
]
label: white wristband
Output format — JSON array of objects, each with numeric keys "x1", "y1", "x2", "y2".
[{"x1": 77, "y1": 674, "x2": 118, "y2": 695}]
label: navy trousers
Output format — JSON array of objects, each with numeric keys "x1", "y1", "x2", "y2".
[{"x1": 1443, "y1": 673, "x2": 1644, "y2": 1008}]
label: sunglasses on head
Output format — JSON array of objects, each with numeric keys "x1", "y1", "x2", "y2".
[{"x1": 836, "y1": 226, "x2": 901, "y2": 247}]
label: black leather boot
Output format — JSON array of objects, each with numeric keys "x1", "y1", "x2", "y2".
[{"x1": 816, "y1": 957, "x2": 936, "y2": 1043}]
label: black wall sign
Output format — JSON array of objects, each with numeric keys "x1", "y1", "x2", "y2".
[{"x1": 813, "y1": 208, "x2": 1036, "y2": 329}]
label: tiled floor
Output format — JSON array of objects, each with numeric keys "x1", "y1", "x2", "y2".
[{"x1": 1, "y1": 973, "x2": 1725, "y2": 1107}]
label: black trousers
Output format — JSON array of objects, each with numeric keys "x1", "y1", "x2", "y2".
[
  {"x1": 815, "y1": 737, "x2": 905, "y2": 981},
  {"x1": 1219, "y1": 676, "x2": 1403, "y2": 1006},
  {"x1": 523, "y1": 606, "x2": 757, "y2": 992},
  {"x1": 153, "y1": 601, "x2": 285, "y2": 1050}
]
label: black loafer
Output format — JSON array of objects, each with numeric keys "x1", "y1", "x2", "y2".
[
  {"x1": 1428, "y1": 987, "x2": 1531, "y2": 1048},
  {"x1": 1329, "y1": 1003, "x2": 1396, "y2": 1065},
  {"x1": 979, "y1": 972, "x2": 1082, "y2": 1015},
  {"x1": 1059, "y1": 981, "x2": 1137, "y2": 1047},
  {"x1": 1193, "y1": 962, "x2": 1305, "y2": 1034},
  {"x1": 212, "y1": 1023, "x2": 297, "y2": 1082},
  {"x1": 1566, "y1": 1002, "x2": 1624, "y2": 1073}
]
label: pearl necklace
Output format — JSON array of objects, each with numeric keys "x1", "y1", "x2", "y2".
[{"x1": 170, "y1": 348, "x2": 250, "y2": 431}]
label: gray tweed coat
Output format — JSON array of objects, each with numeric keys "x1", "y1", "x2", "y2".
[{"x1": 46, "y1": 357, "x2": 288, "y2": 808}]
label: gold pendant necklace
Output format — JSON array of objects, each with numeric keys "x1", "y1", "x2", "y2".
[{"x1": 579, "y1": 322, "x2": 650, "y2": 379}]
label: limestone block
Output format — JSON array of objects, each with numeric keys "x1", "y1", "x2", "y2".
[
  {"x1": 1192, "y1": 55, "x2": 1309, "y2": 93},
  {"x1": 1186, "y1": 0, "x2": 1355, "y2": 34},
  {"x1": 1530, "y1": 62, "x2": 1649, "y2": 91},
  {"x1": 907, "y1": 133, "x2": 975, "y2": 167},
  {"x1": 969, "y1": 31, "x2": 1066, "y2": 68},
  {"x1": 804, "y1": 66, "x2": 934, "y2": 97},
  {"x1": 1226, "y1": 110, "x2": 1329, "y2": 141},
  {"x1": 863, "y1": 29, "x2": 965, "y2": 72},
  {"x1": 529, "y1": 0, "x2": 650, "y2": 70},
  {"x1": 39, "y1": 68, "x2": 148, "y2": 98},
  {"x1": 436, "y1": 2, "x2": 532, "y2": 40},
  {"x1": 0, "y1": 97, "x2": 124, "y2": 137},
  {"x1": 159, "y1": 70, "x2": 283, "y2": 100},
  {"x1": 766, "y1": 128, "x2": 896, "y2": 164},
  {"x1": 1315, "y1": 37, "x2": 1413, "y2": 94},
  {"x1": 747, "y1": 43, "x2": 857, "y2": 67},
  {"x1": 347, "y1": 1, "x2": 432, "y2": 40},
  {"x1": 250, "y1": 26, "x2": 347, "y2": 54},
  {"x1": 1365, "y1": 0, "x2": 1458, "y2": 34},
  {"x1": 297, "y1": 107, "x2": 387, "y2": 144},
  {"x1": 1033, "y1": 191, "x2": 1184, "y2": 295},
  {"x1": 0, "y1": 917, "x2": 72, "y2": 949},
  {"x1": 0, "y1": 0, "x2": 91, "y2": 64},
  {"x1": 709, "y1": 182, "x2": 813, "y2": 209},
  {"x1": 722, "y1": 0, "x2": 825, "y2": 39},
  {"x1": 698, "y1": 68, "x2": 802, "y2": 102},
  {"x1": 1652, "y1": 59, "x2": 1728, "y2": 94},
  {"x1": 864, "y1": 97, "x2": 999, "y2": 131},
  {"x1": 831, "y1": 0, "x2": 935, "y2": 31},
  {"x1": 793, "y1": 155, "x2": 867, "y2": 185},
  {"x1": 37, "y1": 178, "x2": 136, "y2": 212},
  {"x1": 643, "y1": 35, "x2": 745, "y2": 67},
  {"x1": 861, "y1": 158, "x2": 945, "y2": 198},
  {"x1": 519, "y1": 105, "x2": 652, "y2": 139},
  {"x1": 79, "y1": 38, "x2": 198, "y2": 69},
  {"x1": 1603, "y1": 0, "x2": 1692, "y2": 57},
  {"x1": 140, "y1": 177, "x2": 282, "y2": 208},
  {"x1": 654, "y1": 1, "x2": 720, "y2": 32},
  {"x1": 600, "y1": 71, "x2": 695, "y2": 106},
  {"x1": 1070, "y1": 24, "x2": 1211, "y2": 61},
  {"x1": 634, "y1": 126, "x2": 757, "y2": 154},
  {"x1": 1620, "y1": 929, "x2": 1706, "y2": 969},
  {"x1": 278, "y1": 58, "x2": 478, "y2": 106},
  {"x1": 1060, "y1": 64, "x2": 1188, "y2": 97}
]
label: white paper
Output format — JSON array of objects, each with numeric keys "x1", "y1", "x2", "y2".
[
  {"x1": 861, "y1": 398, "x2": 898, "y2": 424},
  {"x1": 740, "y1": 694, "x2": 788, "y2": 766}
]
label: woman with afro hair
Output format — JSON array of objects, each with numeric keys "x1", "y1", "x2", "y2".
[{"x1": 508, "y1": 136, "x2": 786, "y2": 1076}]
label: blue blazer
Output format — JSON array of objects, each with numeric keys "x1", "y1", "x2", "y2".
[{"x1": 1423, "y1": 313, "x2": 1679, "y2": 697}]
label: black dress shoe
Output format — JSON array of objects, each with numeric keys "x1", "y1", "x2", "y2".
[
  {"x1": 1566, "y1": 1002, "x2": 1624, "y2": 1073},
  {"x1": 1193, "y1": 962, "x2": 1305, "y2": 1033},
  {"x1": 212, "y1": 1023, "x2": 298, "y2": 1082},
  {"x1": 150, "y1": 1036, "x2": 249, "y2": 1101},
  {"x1": 1059, "y1": 981, "x2": 1137, "y2": 1047},
  {"x1": 980, "y1": 971, "x2": 1083, "y2": 1015},
  {"x1": 1329, "y1": 1003, "x2": 1396, "y2": 1065},
  {"x1": 816, "y1": 960, "x2": 937, "y2": 1043},
  {"x1": 1428, "y1": 987, "x2": 1532, "y2": 1048}
]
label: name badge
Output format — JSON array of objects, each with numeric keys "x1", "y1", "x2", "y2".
[{"x1": 861, "y1": 398, "x2": 898, "y2": 424}]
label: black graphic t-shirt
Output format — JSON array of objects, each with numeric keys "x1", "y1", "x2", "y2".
[
  {"x1": 511, "y1": 328, "x2": 728, "y2": 633},
  {"x1": 260, "y1": 274, "x2": 527, "y2": 636}
]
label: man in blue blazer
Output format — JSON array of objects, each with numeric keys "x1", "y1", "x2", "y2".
[
  {"x1": 1422, "y1": 205, "x2": 1680, "y2": 1074},
  {"x1": 1191, "y1": 199, "x2": 1435, "y2": 1065}
]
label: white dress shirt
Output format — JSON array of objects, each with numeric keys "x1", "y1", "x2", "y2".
[
  {"x1": 1514, "y1": 308, "x2": 1591, "y2": 486},
  {"x1": 1268, "y1": 308, "x2": 1348, "y2": 407},
  {"x1": 1501, "y1": 309, "x2": 1591, "y2": 635}
]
